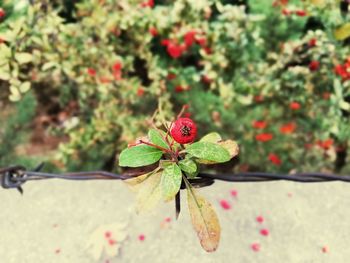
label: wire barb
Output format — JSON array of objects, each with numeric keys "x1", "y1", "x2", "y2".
[{"x1": 1, "y1": 165, "x2": 350, "y2": 194}]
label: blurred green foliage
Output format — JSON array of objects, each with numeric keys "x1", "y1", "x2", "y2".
[{"x1": 0, "y1": 0, "x2": 349, "y2": 173}]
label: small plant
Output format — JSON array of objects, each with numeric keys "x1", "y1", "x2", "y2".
[{"x1": 118, "y1": 107, "x2": 239, "y2": 252}]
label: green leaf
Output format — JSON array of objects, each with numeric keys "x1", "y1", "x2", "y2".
[
  {"x1": 0, "y1": 65, "x2": 11, "y2": 81},
  {"x1": 218, "y1": 140, "x2": 239, "y2": 159},
  {"x1": 159, "y1": 159, "x2": 173, "y2": 169},
  {"x1": 185, "y1": 180, "x2": 221, "y2": 252},
  {"x1": 200, "y1": 132, "x2": 222, "y2": 143},
  {"x1": 148, "y1": 129, "x2": 169, "y2": 149},
  {"x1": 15, "y1": 52, "x2": 33, "y2": 64},
  {"x1": 160, "y1": 163, "x2": 182, "y2": 201},
  {"x1": 185, "y1": 142, "x2": 231, "y2": 163},
  {"x1": 334, "y1": 23, "x2": 350, "y2": 41},
  {"x1": 119, "y1": 145, "x2": 163, "y2": 167},
  {"x1": 178, "y1": 158, "x2": 198, "y2": 179},
  {"x1": 18, "y1": 81, "x2": 31, "y2": 93}
]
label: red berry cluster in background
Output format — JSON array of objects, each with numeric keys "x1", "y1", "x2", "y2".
[
  {"x1": 273, "y1": 0, "x2": 308, "y2": 17},
  {"x1": 334, "y1": 58, "x2": 350, "y2": 81},
  {"x1": 161, "y1": 30, "x2": 210, "y2": 59}
]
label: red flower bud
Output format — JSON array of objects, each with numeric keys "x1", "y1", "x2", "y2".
[{"x1": 170, "y1": 118, "x2": 197, "y2": 144}]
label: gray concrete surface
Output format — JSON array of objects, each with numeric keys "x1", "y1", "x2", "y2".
[{"x1": 1, "y1": 179, "x2": 350, "y2": 263}]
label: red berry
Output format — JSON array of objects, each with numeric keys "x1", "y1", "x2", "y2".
[
  {"x1": 167, "y1": 42, "x2": 185, "y2": 59},
  {"x1": 308, "y1": 38, "x2": 317, "y2": 47},
  {"x1": 295, "y1": 10, "x2": 307, "y2": 17},
  {"x1": 137, "y1": 87, "x2": 145, "y2": 97},
  {"x1": 149, "y1": 27, "x2": 158, "y2": 37},
  {"x1": 309, "y1": 61, "x2": 320, "y2": 71},
  {"x1": 112, "y1": 62, "x2": 122, "y2": 72},
  {"x1": 280, "y1": 122, "x2": 297, "y2": 134},
  {"x1": 141, "y1": 0, "x2": 154, "y2": 8},
  {"x1": 161, "y1": 39, "x2": 171, "y2": 46},
  {"x1": 167, "y1": 73, "x2": 177, "y2": 80},
  {"x1": 170, "y1": 117, "x2": 197, "y2": 144},
  {"x1": 255, "y1": 133, "x2": 273, "y2": 142},
  {"x1": 252, "y1": 120, "x2": 267, "y2": 129},
  {"x1": 282, "y1": 9, "x2": 291, "y2": 16},
  {"x1": 289, "y1": 101, "x2": 301, "y2": 110},
  {"x1": 175, "y1": 85, "x2": 186, "y2": 93},
  {"x1": 87, "y1": 68, "x2": 96, "y2": 76},
  {"x1": 0, "y1": 8, "x2": 5, "y2": 19},
  {"x1": 196, "y1": 37, "x2": 207, "y2": 47},
  {"x1": 184, "y1": 30, "x2": 197, "y2": 47},
  {"x1": 268, "y1": 153, "x2": 282, "y2": 166}
]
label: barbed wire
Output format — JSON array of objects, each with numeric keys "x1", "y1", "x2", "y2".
[{"x1": 1, "y1": 164, "x2": 350, "y2": 194}]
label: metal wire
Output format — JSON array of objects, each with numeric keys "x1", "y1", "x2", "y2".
[{"x1": 1, "y1": 164, "x2": 350, "y2": 194}]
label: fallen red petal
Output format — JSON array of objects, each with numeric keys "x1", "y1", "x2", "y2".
[
  {"x1": 220, "y1": 199, "x2": 231, "y2": 210},
  {"x1": 108, "y1": 239, "x2": 117, "y2": 246},
  {"x1": 105, "y1": 231, "x2": 112, "y2": 239},
  {"x1": 256, "y1": 216, "x2": 264, "y2": 224},
  {"x1": 251, "y1": 243, "x2": 261, "y2": 252},
  {"x1": 322, "y1": 246, "x2": 329, "y2": 253},
  {"x1": 230, "y1": 189, "x2": 238, "y2": 197},
  {"x1": 260, "y1": 228, "x2": 269, "y2": 236},
  {"x1": 138, "y1": 234, "x2": 145, "y2": 241}
]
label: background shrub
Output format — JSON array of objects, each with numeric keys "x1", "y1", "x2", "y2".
[{"x1": 0, "y1": 0, "x2": 349, "y2": 173}]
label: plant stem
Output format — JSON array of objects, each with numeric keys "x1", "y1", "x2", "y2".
[
  {"x1": 139, "y1": 140, "x2": 172, "y2": 154},
  {"x1": 175, "y1": 190, "x2": 181, "y2": 220}
]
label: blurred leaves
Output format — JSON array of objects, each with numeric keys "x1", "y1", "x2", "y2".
[{"x1": 0, "y1": 0, "x2": 348, "y2": 173}]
